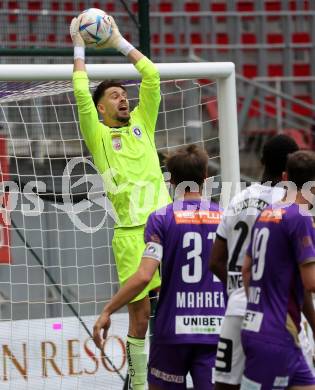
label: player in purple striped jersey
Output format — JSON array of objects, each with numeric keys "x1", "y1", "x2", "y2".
[
  {"x1": 210, "y1": 135, "x2": 315, "y2": 390},
  {"x1": 93, "y1": 144, "x2": 225, "y2": 389},
  {"x1": 241, "y1": 150, "x2": 315, "y2": 390}
]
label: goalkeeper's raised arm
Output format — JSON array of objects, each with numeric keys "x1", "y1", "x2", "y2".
[
  {"x1": 70, "y1": 13, "x2": 170, "y2": 390},
  {"x1": 70, "y1": 15, "x2": 160, "y2": 152}
]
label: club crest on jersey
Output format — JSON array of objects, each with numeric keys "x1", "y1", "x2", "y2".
[
  {"x1": 112, "y1": 136, "x2": 122, "y2": 151},
  {"x1": 132, "y1": 127, "x2": 142, "y2": 138}
]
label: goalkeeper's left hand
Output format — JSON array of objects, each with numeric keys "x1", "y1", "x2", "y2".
[
  {"x1": 96, "y1": 16, "x2": 123, "y2": 50},
  {"x1": 70, "y1": 17, "x2": 85, "y2": 48}
]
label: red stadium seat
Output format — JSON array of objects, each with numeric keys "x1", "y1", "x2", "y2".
[
  {"x1": 237, "y1": 1, "x2": 254, "y2": 12},
  {"x1": 159, "y1": 2, "x2": 173, "y2": 24},
  {"x1": 131, "y1": 2, "x2": 138, "y2": 13},
  {"x1": 184, "y1": 2, "x2": 200, "y2": 23},
  {"x1": 265, "y1": 0, "x2": 281, "y2": 11},
  {"x1": 8, "y1": 33, "x2": 17, "y2": 48},
  {"x1": 190, "y1": 33, "x2": 202, "y2": 44},
  {"x1": 27, "y1": 1, "x2": 41, "y2": 22},
  {"x1": 210, "y1": 2, "x2": 227, "y2": 22},
  {"x1": 268, "y1": 64, "x2": 284, "y2": 77},
  {"x1": 292, "y1": 32, "x2": 311, "y2": 44},
  {"x1": 206, "y1": 100, "x2": 218, "y2": 120},
  {"x1": 249, "y1": 100, "x2": 260, "y2": 117},
  {"x1": 190, "y1": 33, "x2": 203, "y2": 54},
  {"x1": 47, "y1": 34, "x2": 57, "y2": 45},
  {"x1": 64, "y1": 2, "x2": 74, "y2": 23},
  {"x1": 264, "y1": 96, "x2": 277, "y2": 116},
  {"x1": 51, "y1": 1, "x2": 59, "y2": 23},
  {"x1": 28, "y1": 34, "x2": 37, "y2": 44},
  {"x1": 293, "y1": 63, "x2": 311, "y2": 76},
  {"x1": 243, "y1": 64, "x2": 258, "y2": 78},
  {"x1": 237, "y1": 1, "x2": 255, "y2": 19},
  {"x1": 241, "y1": 33, "x2": 257, "y2": 44},
  {"x1": 78, "y1": 2, "x2": 85, "y2": 12},
  {"x1": 165, "y1": 33, "x2": 176, "y2": 54},
  {"x1": 154, "y1": 33, "x2": 177, "y2": 55},
  {"x1": 265, "y1": 0, "x2": 281, "y2": 20},
  {"x1": 289, "y1": 1, "x2": 310, "y2": 11},
  {"x1": 152, "y1": 33, "x2": 160, "y2": 56},
  {"x1": 104, "y1": 2, "x2": 115, "y2": 13},
  {"x1": 292, "y1": 96, "x2": 313, "y2": 117},
  {"x1": 8, "y1": 1, "x2": 19, "y2": 23},
  {"x1": 267, "y1": 33, "x2": 284, "y2": 44},
  {"x1": 8, "y1": 33, "x2": 17, "y2": 41},
  {"x1": 64, "y1": 34, "x2": 72, "y2": 45},
  {"x1": 216, "y1": 33, "x2": 229, "y2": 51},
  {"x1": 238, "y1": 98, "x2": 261, "y2": 117}
]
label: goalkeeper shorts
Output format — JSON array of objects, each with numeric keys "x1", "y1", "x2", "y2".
[{"x1": 112, "y1": 225, "x2": 161, "y2": 302}]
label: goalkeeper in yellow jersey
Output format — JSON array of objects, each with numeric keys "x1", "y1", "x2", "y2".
[{"x1": 70, "y1": 15, "x2": 170, "y2": 390}]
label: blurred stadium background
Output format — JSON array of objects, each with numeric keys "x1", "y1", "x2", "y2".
[{"x1": 0, "y1": 1, "x2": 314, "y2": 388}]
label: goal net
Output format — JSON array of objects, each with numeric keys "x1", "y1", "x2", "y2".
[{"x1": 0, "y1": 62, "x2": 239, "y2": 389}]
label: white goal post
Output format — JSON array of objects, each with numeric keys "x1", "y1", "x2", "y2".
[{"x1": 0, "y1": 61, "x2": 240, "y2": 204}]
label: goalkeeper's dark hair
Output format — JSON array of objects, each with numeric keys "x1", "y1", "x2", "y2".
[
  {"x1": 261, "y1": 134, "x2": 299, "y2": 185},
  {"x1": 286, "y1": 150, "x2": 315, "y2": 189},
  {"x1": 93, "y1": 81, "x2": 127, "y2": 107},
  {"x1": 165, "y1": 144, "x2": 209, "y2": 187}
]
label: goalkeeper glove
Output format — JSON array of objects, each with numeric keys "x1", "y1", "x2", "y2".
[
  {"x1": 97, "y1": 16, "x2": 134, "y2": 56},
  {"x1": 70, "y1": 17, "x2": 85, "y2": 48},
  {"x1": 70, "y1": 17, "x2": 85, "y2": 60}
]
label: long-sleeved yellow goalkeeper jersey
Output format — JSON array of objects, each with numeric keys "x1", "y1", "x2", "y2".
[{"x1": 73, "y1": 57, "x2": 171, "y2": 228}]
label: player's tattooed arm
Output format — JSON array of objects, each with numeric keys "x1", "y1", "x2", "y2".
[
  {"x1": 209, "y1": 235, "x2": 228, "y2": 286},
  {"x1": 242, "y1": 254, "x2": 252, "y2": 297}
]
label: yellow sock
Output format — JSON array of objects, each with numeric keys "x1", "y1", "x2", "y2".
[{"x1": 126, "y1": 335, "x2": 147, "y2": 390}]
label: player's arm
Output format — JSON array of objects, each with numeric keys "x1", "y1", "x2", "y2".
[
  {"x1": 209, "y1": 235, "x2": 228, "y2": 286},
  {"x1": 302, "y1": 290, "x2": 315, "y2": 338},
  {"x1": 133, "y1": 54, "x2": 161, "y2": 135},
  {"x1": 93, "y1": 256, "x2": 159, "y2": 349},
  {"x1": 300, "y1": 262, "x2": 315, "y2": 292},
  {"x1": 93, "y1": 211, "x2": 164, "y2": 350},
  {"x1": 242, "y1": 254, "x2": 252, "y2": 296},
  {"x1": 106, "y1": 16, "x2": 161, "y2": 135},
  {"x1": 98, "y1": 15, "x2": 161, "y2": 134},
  {"x1": 292, "y1": 214, "x2": 315, "y2": 292},
  {"x1": 70, "y1": 17, "x2": 102, "y2": 155}
]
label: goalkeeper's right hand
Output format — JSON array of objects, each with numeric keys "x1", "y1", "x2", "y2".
[{"x1": 70, "y1": 17, "x2": 85, "y2": 48}]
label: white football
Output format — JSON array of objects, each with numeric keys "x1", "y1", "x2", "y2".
[{"x1": 79, "y1": 8, "x2": 112, "y2": 48}]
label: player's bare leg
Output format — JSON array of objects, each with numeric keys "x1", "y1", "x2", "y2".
[{"x1": 127, "y1": 296, "x2": 151, "y2": 390}]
